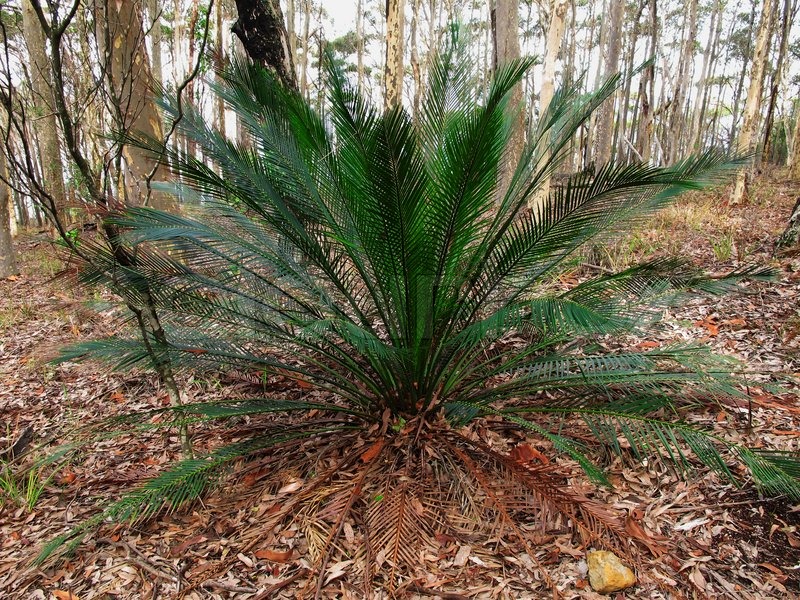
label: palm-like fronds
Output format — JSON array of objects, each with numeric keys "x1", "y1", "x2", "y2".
[{"x1": 46, "y1": 24, "x2": 799, "y2": 592}]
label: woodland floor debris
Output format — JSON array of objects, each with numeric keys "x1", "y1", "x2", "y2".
[{"x1": 1, "y1": 170, "x2": 799, "y2": 599}]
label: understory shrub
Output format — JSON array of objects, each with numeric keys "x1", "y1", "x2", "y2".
[{"x1": 42, "y1": 27, "x2": 800, "y2": 593}]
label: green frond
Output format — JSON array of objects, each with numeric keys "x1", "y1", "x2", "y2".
[
  {"x1": 494, "y1": 411, "x2": 610, "y2": 485},
  {"x1": 51, "y1": 21, "x2": 793, "y2": 580},
  {"x1": 738, "y1": 449, "x2": 800, "y2": 499},
  {"x1": 56, "y1": 335, "x2": 166, "y2": 370},
  {"x1": 35, "y1": 425, "x2": 344, "y2": 565},
  {"x1": 502, "y1": 405, "x2": 800, "y2": 499}
]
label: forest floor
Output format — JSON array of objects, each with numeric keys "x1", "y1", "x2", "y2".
[{"x1": 1, "y1": 170, "x2": 800, "y2": 599}]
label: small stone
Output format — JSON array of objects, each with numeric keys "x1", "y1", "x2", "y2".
[{"x1": 586, "y1": 550, "x2": 636, "y2": 594}]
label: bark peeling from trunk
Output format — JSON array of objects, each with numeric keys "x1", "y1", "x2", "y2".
[{"x1": 232, "y1": 0, "x2": 297, "y2": 90}]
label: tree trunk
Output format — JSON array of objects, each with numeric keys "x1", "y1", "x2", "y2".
[
  {"x1": 688, "y1": 0, "x2": 719, "y2": 150},
  {"x1": 731, "y1": 0, "x2": 776, "y2": 204},
  {"x1": 103, "y1": 0, "x2": 174, "y2": 210},
  {"x1": 8, "y1": 185, "x2": 19, "y2": 236},
  {"x1": 315, "y1": 2, "x2": 324, "y2": 112},
  {"x1": 215, "y1": 0, "x2": 227, "y2": 136},
  {"x1": 761, "y1": 0, "x2": 794, "y2": 163},
  {"x1": 533, "y1": 0, "x2": 568, "y2": 209},
  {"x1": 356, "y1": 0, "x2": 365, "y2": 91},
  {"x1": 693, "y1": 0, "x2": 724, "y2": 150},
  {"x1": 186, "y1": 0, "x2": 201, "y2": 159},
  {"x1": 286, "y1": 0, "x2": 296, "y2": 63},
  {"x1": 384, "y1": 0, "x2": 406, "y2": 109},
  {"x1": 666, "y1": 0, "x2": 698, "y2": 163},
  {"x1": 171, "y1": 0, "x2": 186, "y2": 158},
  {"x1": 729, "y1": 1, "x2": 758, "y2": 147},
  {"x1": 173, "y1": 0, "x2": 184, "y2": 85},
  {"x1": 147, "y1": 0, "x2": 163, "y2": 87},
  {"x1": 14, "y1": 192, "x2": 28, "y2": 230},
  {"x1": 22, "y1": 0, "x2": 67, "y2": 225},
  {"x1": 410, "y1": 0, "x2": 422, "y2": 116},
  {"x1": 232, "y1": 0, "x2": 297, "y2": 91},
  {"x1": 0, "y1": 146, "x2": 17, "y2": 278},
  {"x1": 594, "y1": 0, "x2": 623, "y2": 166},
  {"x1": 789, "y1": 107, "x2": 800, "y2": 179},
  {"x1": 492, "y1": 0, "x2": 523, "y2": 200},
  {"x1": 300, "y1": 0, "x2": 311, "y2": 97},
  {"x1": 585, "y1": 0, "x2": 607, "y2": 165},
  {"x1": 482, "y1": 1, "x2": 490, "y2": 94},
  {"x1": 635, "y1": 0, "x2": 656, "y2": 162},
  {"x1": 540, "y1": 0, "x2": 568, "y2": 120},
  {"x1": 233, "y1": 34, "x2": 250, "y2": 145},
  {"x1": 615, "y1": 0, "x2": 644, "y2": 161},
  {"x1": 563, "y1": 0, "x2": 577, "y2": 171}
]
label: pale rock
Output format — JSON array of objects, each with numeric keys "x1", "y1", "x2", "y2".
[{"x1": 587, "y1": 550, "x2": 636, "y2": 594}]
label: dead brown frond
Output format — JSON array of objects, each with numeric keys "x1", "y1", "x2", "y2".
[
  {"x1": 169, "y1": 417, "x2": 668, "y2": 597},
  {"x1": 365, "y1": 443, "x2": 437, "y2": 592}
]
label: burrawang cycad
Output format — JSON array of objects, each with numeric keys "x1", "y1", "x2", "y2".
[{"x1": 41, "y1": 26, "x2": 800, "y2": 596}]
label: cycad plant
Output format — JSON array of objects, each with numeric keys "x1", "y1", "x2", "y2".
[{"x1": 44, "y1": 28, "x2": 799, "y2": 594}]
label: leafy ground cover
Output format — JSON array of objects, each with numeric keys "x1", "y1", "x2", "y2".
[{"x1": 1, "y1": 170, "x2": 799, "y2": 599}]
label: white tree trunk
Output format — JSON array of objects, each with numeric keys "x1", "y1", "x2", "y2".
[
  {"x1": 384, "y1": 0, "x2": 406, "y2": 109},
  {"x1": 731, "y1": 0, "x2": 775, "y2": 204},
  {"x1": 532, "y1": 0, "x2": 568, "y2": 210},
  {"x1": 147, "y1": 0, "x2": 163, "y2": 86}
]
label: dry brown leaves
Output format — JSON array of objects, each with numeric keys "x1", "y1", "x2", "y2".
[{"x1": 1, "y1": 172, "x2": 799, "y2": 598}]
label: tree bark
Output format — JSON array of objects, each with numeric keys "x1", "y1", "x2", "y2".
[
  {"x1": 215, "y1": 0, "x2": 227, "y2": 136},
  {"x1": 731, "y1": 0, "x2": 776, "y2": 204},
  {"x1": 761, "y1": 0, "x2": 794, "y2": 163},
  {"x1": 615, "y1": 0, "x2": 644, "y2": 161},
  {"x1": 666, "y1": 0, "x2": 698, "y2": 163},
  {"x1": 533, "y1": 0, "x2": 568, "y2": 209},
  {"x1": 729, "y1": 1, "x2": 758, "y2": 147},
  {"x1": 232, "y1": 0, "x2": 297, "y2": 90},
  {"x1": 0, "y1": 145, "x2": 17, "y2": 278},
  {"x1": 692, "y1": 0, "x2": 724, "y2": 150},
  {"x1": 299, "y1": 0, "x2": 311, "y2": 97},
  {"x1": 540, "y1": 0, "x2": 568, "y2": 120},
  {"x1": 147, "y1": 0, "x2": 163, "y2": 87},
  {"x1": 384, "y1": 0, "x2": 406, "y2": 109},
  {"x1": 173, "y1": 0, "x2": 184, "y2": 88},
  {"x1": 410, "y1": 0, "x2": 422, "y2": 116},
  {"x1": 492, "y1": 0, "x2": 523, "y2": 200},
  {"x1": 102, "y1": 0, "x2": 174, "y2": 211},
  {"x1": 186, "y1": 0, "x2": 201, "y2": 159},
  {"x1": 635, "y1": 0, "x2": 656, "y2": 162},
  {"x1": 585, "y1": 0, "x2": 608, "y2": 165},
  {"x1": 563, "y1": 0, "x2": 577, "y2": 172},
  {"x1": 356, "y1": 0, "x2": 365, "y2": 91},
  {"x1": 286, "y1": 0, "x2": 296, "y2": 63},
  {"x1": 22, "y1": 0, "x2": 67, "y2": 225},
  {"x1": 594, "y1": 0, "x2": 623, "y2": 166},
  {"x1": 688, "y1": 0, "x2": 719, "y2": 150},
  {"x1": 789, "y1": 108, "x2": 800, "y2": 179}
]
